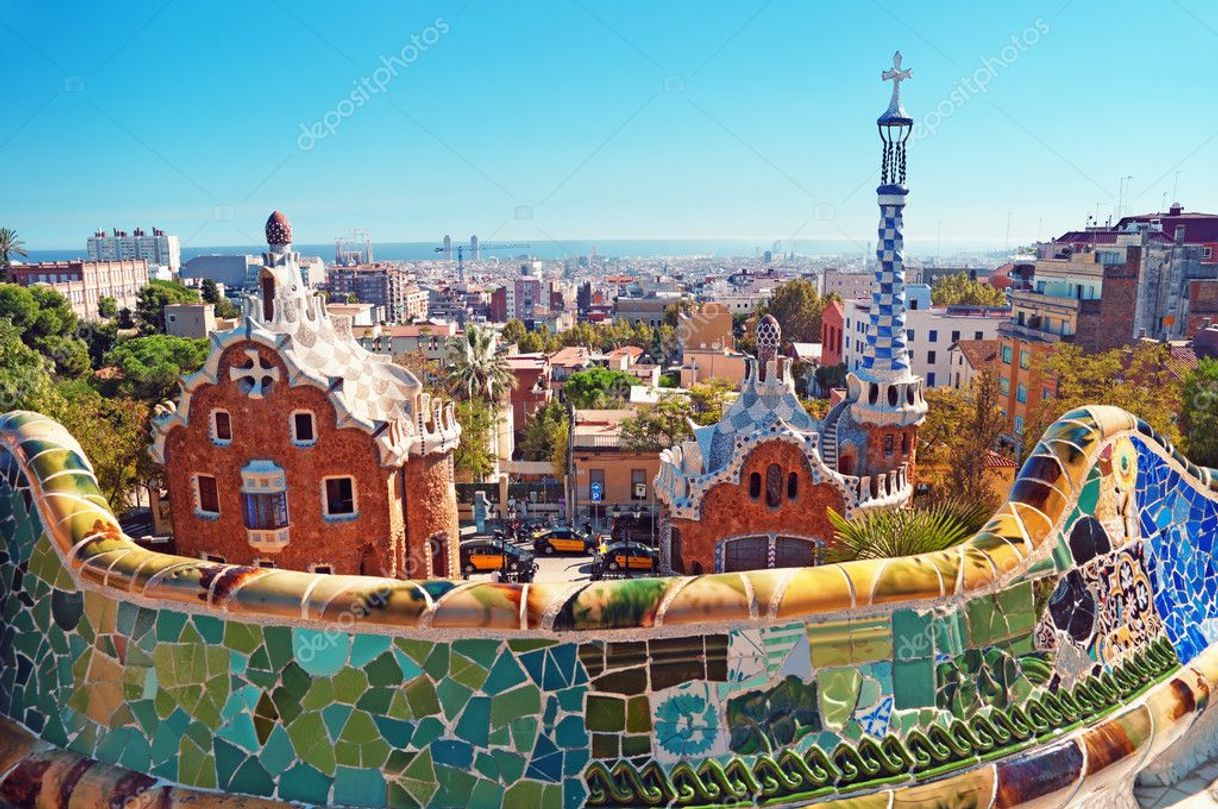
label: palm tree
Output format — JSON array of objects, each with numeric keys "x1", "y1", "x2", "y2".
[
  {"x1": 447, "y1": 324, "x2": 517, "y2": 402},
  {"x1": 825, "y1": 499, "x2": 991, "y2": 563},
  {"x1": 0, "y1": 228, "x2": 27, "y2": 280}
]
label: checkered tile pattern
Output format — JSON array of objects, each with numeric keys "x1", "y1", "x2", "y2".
[{"x1": 861, "y1": 195, "x2": 910, "y2": 376}]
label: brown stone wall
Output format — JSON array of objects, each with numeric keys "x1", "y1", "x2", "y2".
[
  {"x1": 859, "y1": 423, "x2": 918, "y2": 483},
  {"x1": 404, "y1": 453, "x2": 461, "y2": 578},
  {"x1": 668, "y1": 439, "x2": 845, "y2": 574},
  {"x1": 163, "y1": 341, "x2": 401, "y2": 575}
]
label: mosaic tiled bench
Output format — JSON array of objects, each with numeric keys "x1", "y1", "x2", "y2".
[{"x1": 1, "y1": 405, "x2": 1217, "y2": 808}]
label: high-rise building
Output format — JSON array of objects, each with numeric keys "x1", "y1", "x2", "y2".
[
  {"x1": 88, "y1": 227, "x2": 180, "y2": 273},
  {"x1": 325, "y1": 263, "x2": 425, "y2": 323}
]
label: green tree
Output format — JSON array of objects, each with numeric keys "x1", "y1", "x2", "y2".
[
  {"x1": 620, "y1": 394, "x2": 695, "y2": 452},
  {"x1": 1181, "y1": 358, "x2": 1218, "y2": 468},
  {"x1": 199, "y1": 278, "x2": 239, "y2": 319},
  {"x1": 448, "y1": 324, "x2": 516, "y2": 402},
  {"x1": 920, "y1": 369, "x2": 1007, "y2": 509},
  {"x1": 102, "y1": 334, "x2": 210, "y2": 402},
  {"x1": 98, "y1": 296, "x2": 118, "y2": 320},
  {"x1": 0, "y1": 283, "x2": 89, "y2": 377},
  {"x1": 662, "y1": 299, "x2": 694, "y2": 328},
  {"x1": 1023, "y1": 342, "x2": 1182, "y2": 457},
  {"x1": 452, "y1": 399, "x2": 498, "y2": 482},
  {"x1": 135, "y1": 280, "x2": 200, "y2": 334},
  {"x1": 930, "y1": 273, "x2": 1007, "y2": 307},
  {"x1": 688, "y1": 377, "x2": 736, "y2": 425},
  {"x1": 759, "y1": 279, "x2": 827, "y2": 349},
  {"x1": 54, "y1": 379, "x2": 155, "y2": 510},
  {"x1": 561, "y1": 367, "x2": 635, "y2": 409},
  {"x1": 519, "y1": 399, "x2": 568, "y2": 464},
  {"x1": 0, "y1": 227, "x2": 27, "y2": 281},
  {"x1": 117, "y1": 307, "x2": 135, "y2": 329},
  {"x1": 501, "y1": 319, "x2": 528, "y2": 346},
  {"x1": 0, "y1": 319, "x2": 62, "y2": 414}
]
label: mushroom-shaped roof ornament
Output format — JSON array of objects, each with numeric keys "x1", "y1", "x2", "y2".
[
  {"x1": 756, "y1": 314, "x2": 781, "y2": 365},
  {"x1": 265, "y1": 211, "x2": 293, "y2": 247}
]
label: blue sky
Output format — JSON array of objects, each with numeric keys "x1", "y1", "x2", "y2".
[{"x1": 5, "y1": 0, "x2": 1218, "y2": 251}]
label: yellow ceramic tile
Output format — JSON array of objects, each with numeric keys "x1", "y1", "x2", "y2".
[
  {"x1": 870, "y1": 556, "x2": 946, "y2": 605},
  {"x1": 659, "y1": 573, "x2": 752, "y2": 625},
  {"x1": 430, "y1": 582, "x2": 523, "y2": 630},
  {"x1": 776, "y1": 565, "x2": 854, "y2": 617},
  {"x1": 891, "y1": 763, "x2": 996, "y2": 808}
]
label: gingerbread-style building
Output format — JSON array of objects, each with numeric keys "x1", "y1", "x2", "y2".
[
  {"x1": 151, "y1": 212, "x2": 462, "y2": 578},
  {"x1": 655, "y1": 69, "x2": 926, "y2": 574}
]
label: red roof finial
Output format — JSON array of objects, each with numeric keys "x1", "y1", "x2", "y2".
[{"x1": 265, "y1": 211, "x2": 293, "y2": 246}]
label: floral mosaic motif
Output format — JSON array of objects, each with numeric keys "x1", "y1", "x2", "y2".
[
  {"x1": 725, "y1": 675, "x2": 820, "y2": 755},
  {"x1": 654, "y1": 682, "x2": 720, "y2": 758}
]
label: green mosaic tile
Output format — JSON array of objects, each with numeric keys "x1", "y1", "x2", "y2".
[
  {"x1": 223, "y1": 621, "x2": 262, "y2": 655},
  {"x1": 404, "y1": 677, "x2": 441, "y2": 717},
  {"x1": 585, "y1": 694, "x2": 624, "y2": 732},
  {"x1": 334, "y1": 667, "x2": 369, "y2": 704},
  {"x1": 454, "y1": 696, "x2": 491, "y2": 746},
  {"x1": 280, "y1": 761, "x2": 334, "y2": 805},
  {"x1": 350, "y1": 634, "x2": 392, "y2": 668},
  {"x1": 892, "y1": 658, "x2": 935, "y2": 709},
  {"x1": 625, "y1": 695, "x2": 651, "y2": 733},
  {"x1": 491, "y1": 684, "x2": 541, "y2": 728},
  {"x1": 437, "y1": 679, "x2": 473, "y2": 721},
  {"x1": 334, "y1": 765, "x2": 386, "y2": 808},
  {"x1": 422, "y1": 644, "x2": 449, "y2": 680}
]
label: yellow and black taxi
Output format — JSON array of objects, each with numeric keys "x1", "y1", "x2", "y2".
[
  {"x1": 459, "y1": 538, "x2": 537, "y2": 579},
  {"x1": 590, "y1": 541, "x2": 659, "y2": 579},
  {"x1": 531, "y1": 525, "x2": 594, "y2": 556}
]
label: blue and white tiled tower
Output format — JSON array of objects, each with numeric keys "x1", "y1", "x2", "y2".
[{"x1": 847, "y1": 52, "x2": 927, "y2": 430}]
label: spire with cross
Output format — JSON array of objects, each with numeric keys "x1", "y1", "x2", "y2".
[{"x1": 880, "y1": 51, "x2": 912, "y2": 123}]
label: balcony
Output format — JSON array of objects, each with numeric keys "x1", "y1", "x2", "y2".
[{"x1": 247, "y1": 526, "x2": 291, "y2": 554}]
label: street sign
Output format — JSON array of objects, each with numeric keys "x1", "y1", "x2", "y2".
[{"x1": 590, "y1": 482, "x2": 603, "y2": 502}]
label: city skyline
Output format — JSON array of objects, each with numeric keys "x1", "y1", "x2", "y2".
[{"x1": 6, "y1": 0, "x2": 1218, "y2": 250}]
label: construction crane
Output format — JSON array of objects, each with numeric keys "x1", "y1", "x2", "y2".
[{"x1": 435, "y1": 239, "x2": 530, "y2": 282}]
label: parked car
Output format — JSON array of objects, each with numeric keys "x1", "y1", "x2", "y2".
[
  {"x1": 532, "y1": 526, "x2": 594, "y2": 555},
  {"x1": 460, "y1": 538, "x2": 537, "y2": 579},
  {"x1": 590, "y1": 541, "x2": 658, "y2": 578}
]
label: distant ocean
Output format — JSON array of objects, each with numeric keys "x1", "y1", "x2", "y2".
[{"x1": 24, "y1": 238, "x2": 1001, "y2": 264}]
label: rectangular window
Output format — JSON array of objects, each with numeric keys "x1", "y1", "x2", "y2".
[
  {"x1": 1016, "y1": 383, "x2": 1028, "y2": 403},
  {"x1": 630, "y1": 468, "x2": 647, "y2": 500},
  {"x1": 951, "y1": 330, "x2": 960, "y2": 342},
  {"x1": 243, "y1": 491, "x2": 289, "y2": 530},
  {"x1": 254, "y1": 559, "x2": 276, "y2": 568},
  {"x1": 292, "y1": 411, "x2": 316, "y2": 444},
  {"x1": 1019, "y1": 350, "x2": 1030, "y2": 369},
  {"x1": 196, "y1": 474, "x2": 219, "y2": 515},
  {"x1": 927, "y1": 371, "x2": 936, "y2": 386},
  {"x1": 906, "y1": 329, "x2": 915, "y2": 342},
  {"x1": 203, "y1": 553, "x2": 226, "y2": 563},
  {"x1": 974, "y1": 331, "x2": 983, "y2": 340},
  {"x1": 1013, "y1": 414, "x2": 1025, "y2": 434},
  {"x1": 310, "y1": 563, "x2": 334, "y2": 574},
  {"x1": 1042, "y1": 387, "x2": 1052, "y2": 400},
  {"x1": 212, "y1": 410, "x2": 232, "y2": 443},
  {"x1": 927, "y1": 350, "x2": 937, "y2": 364},
  {"x1": 999, "y1": 377, "x2": 1010, "y2": 396},
  {"x1": 323, "y1": 477, "x2": 356, "y2": 516},
  {"x1": 929, "y1": 330, "x2": 938, "y2": 342},
  {"x1": 1001, "y1": 345, "x2": 1013, "y2": 364}
]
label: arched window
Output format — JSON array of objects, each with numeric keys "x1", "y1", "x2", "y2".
[
  {"x1": 787, "y1": 472, "x2": 799, "y2": 500},
  {"x1": 748, "y1": 472, "x2": 761, "y2": 499},
  {"x1": 765, "y1": 464, "x2": 783, "y2": 507},
  {"x1": 884, "y1": 434, "x2": 894, "y2": 455}
]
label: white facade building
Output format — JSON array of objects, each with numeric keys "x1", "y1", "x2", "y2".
[
  {"x1": 88, "y1": 227, "x2": 181, "y2": 273},
  {"x1": 841, "y1": 285, "x2": 1008, "y2": 388}
]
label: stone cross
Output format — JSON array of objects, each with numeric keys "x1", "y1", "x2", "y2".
[
  {"x1": 230, "y1": 349, "x2": 280, "y2": 399},
  {"x1": 882, "y1": 51, "x2": 912, "y2": 110}
]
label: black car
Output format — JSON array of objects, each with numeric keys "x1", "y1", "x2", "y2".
[
  {"x1": 532, "y1": 526, "x2": 595, "y2": 555},
  {"x1": 459, "y1": 538, "x2": 537, "y2": 580},
  {"x1": 590, "y1": 541, "x2": 659, "y2": 579}
]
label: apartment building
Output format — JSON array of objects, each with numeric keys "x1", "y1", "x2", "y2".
[
  {"x1": 817, "y1": 271, "x2": 873, "y2": 301},
  {"x1": 88, "y1": 227, "x2": 180, "y2": 272},
  {"x1": 8, "y1": 259, "x2": 149, "y2": 321},
  {"x1": 842, "y1": 285, "x2": 1008, "y2": 388},
  {"x1": 568, "y1": 409, "x2": 662, "y2": 527},
  {"x1": 325, "y1": 263, "x2": 425, "y2": 323}
]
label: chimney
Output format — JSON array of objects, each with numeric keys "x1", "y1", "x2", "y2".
[{"x1": 1170, "y1": 202, "x2": 1184, "y2": 216}]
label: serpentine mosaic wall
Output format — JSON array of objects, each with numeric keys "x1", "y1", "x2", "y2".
[{"x1": 2, "y1": 407, "x2": 1218, "y2": 808}]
